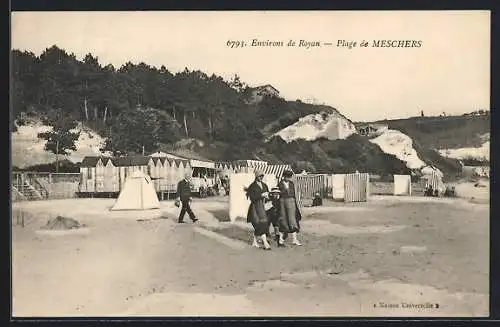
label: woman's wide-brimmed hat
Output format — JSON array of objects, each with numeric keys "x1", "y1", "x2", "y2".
[{"x1": 254, "y1": 170, "x2": 264, "y2": 178}]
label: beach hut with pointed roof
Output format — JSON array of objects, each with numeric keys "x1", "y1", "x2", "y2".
[
  {"x1": 165, "y1": 158, "x2": 177, "y2": 192},
  {"x1": 112, "y1": 156, "x2": 155, "y2": 191},
  {"x1": 103, "y1": 157, "x2": 119, "y2": 193},
  {"x1": 158, "y1": 157, "x2": 169, "y2": 192},
  {"x1": 152, "y1": 157, "x2": 163, "y2": 192},
  {"x1": 177, "y1": 159, "x2": 187, "y2": 185},
  {"x1": 79, "y1": 156, "x2": 114, "y2": 194},
  {"x1": 148, "y1": 157, "x2": 160, "y2": 191}
]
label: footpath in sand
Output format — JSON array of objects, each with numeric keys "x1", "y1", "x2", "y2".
[{"x1": 11, "y1": 195, "x2": 489, "y2": 317}]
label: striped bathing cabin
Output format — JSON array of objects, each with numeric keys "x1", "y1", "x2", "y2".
[
  {"x1": 170, "y1": 158, "x2": 189, "y2": 188},
  {"x1": 424, "y1": 170, "x2": 444, "y2": 192},
  {"x1": 78, "y1": 155, "x2": 193, "y2": 197},
  {"x1": 150, "y1": 157, "x2": 162, "y2": 191},
  {"x1": 79, "y1": 156, "x2": 118, "y2": 193},
  {"x1": 344, "y1": 173, "x2": 370, "y2": 203},
  {"x1": 293, "y1": 174, "x2": 326, "y2": 203}
]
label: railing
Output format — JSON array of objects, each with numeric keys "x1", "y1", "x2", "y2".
[
  {"x1": 12, "y1": 172, "x2": 81, "y2": 201},
  {"x1": 32, "y1": 177, "x2": 49, "y2": 199}
]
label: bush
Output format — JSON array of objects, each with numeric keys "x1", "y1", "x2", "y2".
[{"x1": 461, "y1": 156, "x2": 489, "y2": 166}]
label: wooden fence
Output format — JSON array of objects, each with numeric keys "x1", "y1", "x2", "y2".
[{"x1": 294, "y1": 174, "x2": 327, "y2": 199}]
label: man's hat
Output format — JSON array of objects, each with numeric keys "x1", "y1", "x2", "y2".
[{"x1": 270, "y1": 187, "x2": 281, "y2": 194}]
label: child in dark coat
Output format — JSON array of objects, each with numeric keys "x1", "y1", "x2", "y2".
[{"x1": 266, "y1": 187, "x2": 288, "y2": 245}]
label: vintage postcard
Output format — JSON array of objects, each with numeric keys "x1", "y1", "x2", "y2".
[{"x1": 10, "y1": 10, "x2": 490, "y2": 318}]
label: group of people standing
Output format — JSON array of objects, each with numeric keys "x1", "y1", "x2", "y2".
[
  {"x1": 246, "y1": 170, "x2": 302, "y2": 250},
  {"x1": 176, "y1": 169, "x2": 303, "y2": 250}
]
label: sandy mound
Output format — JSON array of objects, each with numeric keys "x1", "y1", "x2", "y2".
[{"x1": 43, "y1": 216, "x2": 83, "y2": 230}]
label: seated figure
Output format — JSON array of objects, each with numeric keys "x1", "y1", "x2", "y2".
[{"x1": 312, "y1": 192, "x2": 323, "y2": 207}]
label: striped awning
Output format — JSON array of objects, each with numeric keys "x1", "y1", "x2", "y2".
[
  {"x1": 263, "y1": 164, "x2": 292, "y2": 179},
  {"x1": 249, "y1": 162, "x2": 268, "y2": 171}
]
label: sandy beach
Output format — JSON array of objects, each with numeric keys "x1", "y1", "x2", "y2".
[{"x1": 12, "y1": 188, "x2": 489, "y2": 317}]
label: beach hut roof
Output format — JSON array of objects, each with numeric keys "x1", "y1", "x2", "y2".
[
  {"x1": 81, "y1": 156, "x2": 112, "y2": 167},
  {"x1": 112, "y1": 156, "x2": 152, "y2": 167},
  {"x1": 174, "y1": 159, "x2": 190, "y2": 167}
]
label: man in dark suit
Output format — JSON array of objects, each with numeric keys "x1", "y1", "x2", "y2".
[{"x1": 176, "y1": 172, "x2": 198, "y2": 223}]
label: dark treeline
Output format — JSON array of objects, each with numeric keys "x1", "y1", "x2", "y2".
[
  {"x1": 11, "y1": 45, "x2": 424, "y2": 175},
  {"x1": 11, "y1": 45, "x2": 291, "y2": 157}
]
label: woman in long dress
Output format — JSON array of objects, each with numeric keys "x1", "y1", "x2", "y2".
[
  {"x1": 246, "y1": 170, "x2": 272, "y2": 250},
  {"x1": 278, "y1": 170, "x2": 302, "y2": 246}
]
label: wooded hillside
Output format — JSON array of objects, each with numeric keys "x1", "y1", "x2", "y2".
[{"x1": 12, "y1": 45, "x2": 455, "y2": 177}]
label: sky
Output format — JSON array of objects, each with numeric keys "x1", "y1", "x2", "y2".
[{"x1": 11, "y1": 11, "x2": 490, "y2": 122}]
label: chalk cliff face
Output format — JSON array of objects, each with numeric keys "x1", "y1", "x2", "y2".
[
  {"x1": 368, "y1": 129, "x2": 450, "y2": 177},
  {"x1": 369, "y1": 129, "x2": 427, "y2": 170},
  {"x1": 11, "y1": 120, "x2": 109, "y2": 168},
  {"x1": 272, "y1": 111, "x2": 357, "y2": 143},
  {"x1": 438, "y1": 133, "x2": 490, "y2": 162}
]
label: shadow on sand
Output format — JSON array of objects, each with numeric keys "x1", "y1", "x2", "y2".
[{"x1": 206, "y1": 209, "x2": 231, "y2": 222}]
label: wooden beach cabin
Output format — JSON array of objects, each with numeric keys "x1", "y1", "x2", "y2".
[
  {"x1": 153, "y1": 157, "x2": 191, "y2": 199},
  {"x1": 79, "y1": 156, "x2": 116, "y2": 195},
  {"x1": 157, "y1": 157, "x2": 170, "y2": 193},
  {"x1": 152, "y1": 157, "x2": 163, "y2": 192},
  {"x1": 112, "y1": 156, "x2": 155, "y2": 192}
]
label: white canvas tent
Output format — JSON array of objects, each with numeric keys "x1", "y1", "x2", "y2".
[
  {"x1": 111, "y1": 170, "x2": 160, "y2": 211},
  {"x1": 394, "y1": 175, "x2": 412, "y2": 196}
]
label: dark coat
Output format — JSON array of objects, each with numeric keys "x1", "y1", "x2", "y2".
[
  {"x1": 278, "y1": 180, "x2": 296, "y2": 198},
  {"x1": 312, "y1": 196, "x2": 323, "y2": 207},
  {"x1": 266, "y1": 197, "x2": 281, "y2": 226},
  {"x1": 278, "y1": 180, "x2": 302, "y2": 222},
  {"x1": 176, "y1": 179, "x2": 192, "y2": 201},
  {"x1": 246, "y1": 180, "x2": 269, "y2": 224}
]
